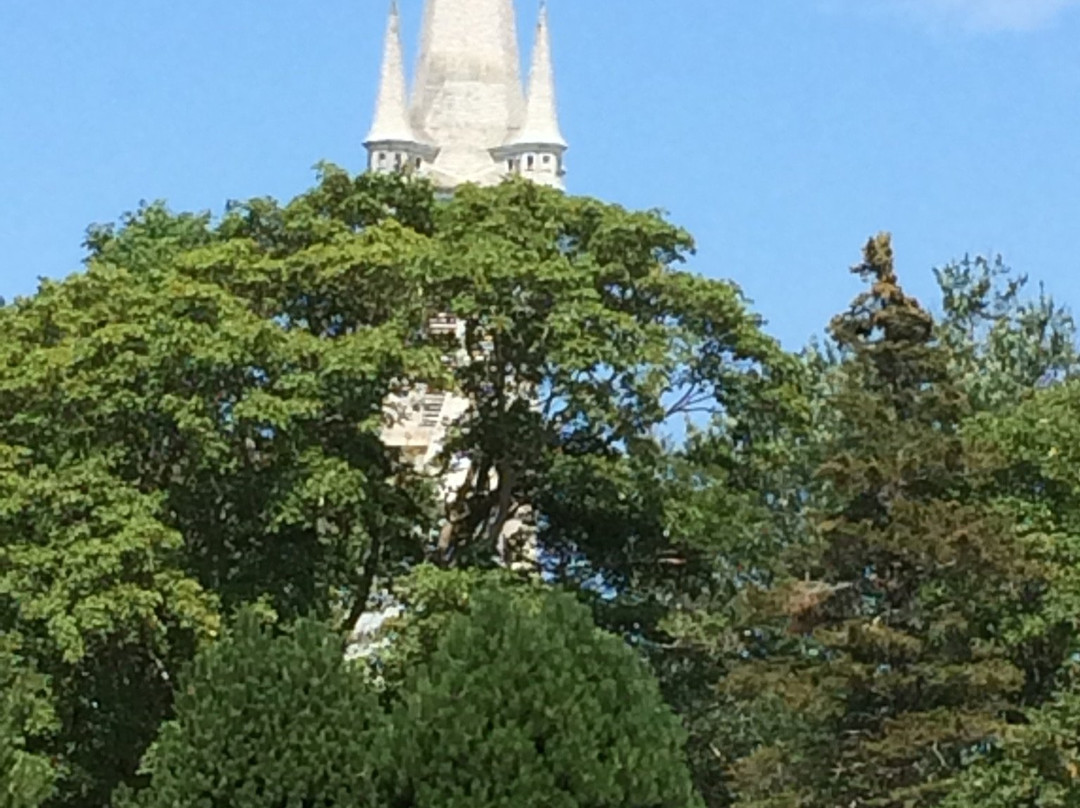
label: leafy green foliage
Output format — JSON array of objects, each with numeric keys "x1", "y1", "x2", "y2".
[
  {"x1": 121, "y1": 610, "x2": 388, "y2": 808},
  {"x1": 0, "y1": 640, "x2": 57, "y2": 808},
  {"x1": 0, "y1": 449, "x2": 216, "y2": 806},
  {"x1": 1, "y1": 167, "x2": 789, "y2": 804},
  {"x1": 960, "y1": 381, "x2": 1080, "y2": 699},
  {"x1": 936, "y1": 254, "x2": 1079, "y2": 411},
  {"x1": 398, "y1": 177, "x2": 795, "y2": 567},
  {"x1": 927, "y1": 377, "x2": 1080, "y2": 806},
  {"x1": 384, "y1": 584, "x2": 703, "y2": 808},
  {"x1": 354, "y1": 563, "x2": 549, "y2": 693},
  {"x1": 440, "y1": 182, "x2": 806, "y2": 803},
  {"x1": 0, "y1": 171, "x2": 440, "y2": 801},
  {"x1": 537, "y1": 434, "x2": 808, "y2": 806},
  {"x1": 939, "y1": 677, "x2": 1080, "y2": 808},
  {"x1": 9, "y1": 160, "x2": 1080, "y2": 808},
  {"x1": 127, "y1": 583, "x2": 701, "y2": 808}
]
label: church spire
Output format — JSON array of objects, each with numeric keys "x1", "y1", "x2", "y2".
[
  {"x1": 410, "y1": 0, "x2": 525, "y2": 186},
  {"x1": 365, "y1": 2, "x2": 419, "y2": 147},
  {"x1": 494, "y1": 2, "x2": 567, "y2": 189},
  {"x1": 510, "y1": 3, "x2": 566, "y2": 149},
  {"x1": 363, "y1": 0, "x2": 567, "y2": 189}
]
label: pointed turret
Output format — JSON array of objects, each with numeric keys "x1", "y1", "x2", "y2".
[
  {"x1": 513, "y1": 4, "x2": 566, "y2": 148},
  {"x1": 366, "y1": 2, "x2": 413, "y2": 145},
  {"x1": 496, "y1": 3, "x2": 568, "y2": 188},
  {"x1": 363, "y1": 0, "x2": 567, "y2": 188},
  {"x1": 410, "y1": 0, "x2": 526, "y2": 186},
  {"x1": 365, "y1": 2, "x2": 435, "y2": 174}
]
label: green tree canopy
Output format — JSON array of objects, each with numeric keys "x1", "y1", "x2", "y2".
[
  {"x1": 0, "y1": 451, "x2": 217, "y2": 806},
  {"x1": 0, "y1": 168, "x2": 788, "y2": 804},
  {"x1": 0, "y1": 639, "x2": 57, "y2": 808},
  {"x1": 926, "y1": 375, "x2": 1080, "y2": 807},
  {"x1": 5, "y1": 162, "x2": 1080, "y2": 808},
  {"x1": 938, "y1": 680, "x2": 1080, "y2": 808},
  {"x1": 935, "y1": 254, "x2": 1079, "y2": 411}
]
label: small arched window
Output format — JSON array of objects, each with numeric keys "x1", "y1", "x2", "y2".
[{"x1": 526, "y1": 155, "x2": 535, "y2": 171}]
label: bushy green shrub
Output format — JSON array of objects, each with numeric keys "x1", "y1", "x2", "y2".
[
  {"x1": 127, "y1": 583, "x2": 701, "y2": 807},
  {"x1": 384, "y1": 587, "x2": 703, "y2": 808},
  {"x1": 124, "y1": 611, "x2": 387, "y2": 808},
  {"x1": 0, "y1": 640, "x2": 57, "y2": 808}
]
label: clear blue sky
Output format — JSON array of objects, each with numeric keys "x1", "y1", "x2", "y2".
[{"x1": 2, "y1": 0, "x2": 1079, "y2": 348}]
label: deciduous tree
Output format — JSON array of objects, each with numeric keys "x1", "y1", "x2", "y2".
[
  {"x1": 1, "y1": 167, "x2": 790, "y2": 804},
  {"x1": 0, "y1": 639, "x2": 56, "y2": 808}
]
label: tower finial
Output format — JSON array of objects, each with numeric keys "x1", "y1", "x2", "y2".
[
  {"x1": 510, "y1": 1, "x2": 567, "y2": 149},
  {"x1": 492, "y1": 1, "x2": 567, "y2": 188},
  {"x1": 365, "y1": 0, "x2": 418, "y2": 146}
]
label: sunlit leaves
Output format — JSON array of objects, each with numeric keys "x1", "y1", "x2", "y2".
[{"x1": 0, "y1": 639, "x2": 57, "y2": 808}]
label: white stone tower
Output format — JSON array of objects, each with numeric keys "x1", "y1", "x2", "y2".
[
  {"x1": 370, "y1": 0, "x2": 569, "y2": 475},
  {"x1": 353, "y1": 0, "x2": 565, "y2": 653},
  {"x1": 494, "y1": 4, "x2": 567, "y2": 187},
  {"x1": 365, "y1": 0, "x2": 567, "y2": 190}
]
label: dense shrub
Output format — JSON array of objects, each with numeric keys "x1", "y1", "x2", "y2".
[
  {"x1": 123, "y1": 611, "x2": 387, "y2": 808},
  {"x1": 126, "y1": 585, "x2": 702, "y2": 807}
]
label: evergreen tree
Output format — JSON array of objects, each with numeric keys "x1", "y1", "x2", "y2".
[
  {"x1": 122, "y1": 610, "x2": 388, "y2": 808},
  {"x1": 720, "y1": 234, "x2": 1041, "y2": 808},
  {"x1": 128, "y1": 582, "x2": 702, "y2": 808},
  {"x1": 384, "y1": 585, "x2": 704, "y2": 808}
]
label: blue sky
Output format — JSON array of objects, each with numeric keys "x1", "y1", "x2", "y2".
[{"x1": 1, "y1": 0, "x2": 1078, "y2": 348}]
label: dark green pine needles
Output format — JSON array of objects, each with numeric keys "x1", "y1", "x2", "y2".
[
  {"x1": 125, "y1": 587, "x2": 703, "y2": 808},
  {"x1": 118, "y1": 610, "x2": 389, "y2": 808},
  {"x1": 384, "y1": 589, "x2": 703, "y2": 808},
  {"x1": 723, "y1": 234, "x2": 1041, "y2": 808}
]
